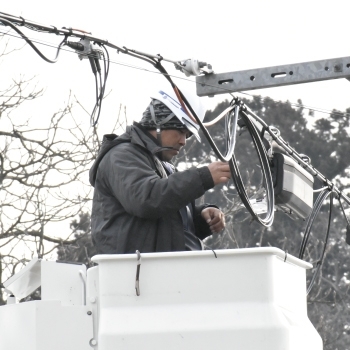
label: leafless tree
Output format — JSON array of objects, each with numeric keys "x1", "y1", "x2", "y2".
[{"x1": 0, "y1": 34, "x2": 127, "y2": 303}]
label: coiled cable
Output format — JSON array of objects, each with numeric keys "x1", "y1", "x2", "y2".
[
  {"x1": 229, "y1": 108, "x2": 275, "y2": 227},
  {"x1": 175, "y1": 91, "x2": 275, "y2": 226}
]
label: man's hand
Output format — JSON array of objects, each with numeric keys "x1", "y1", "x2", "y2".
[
  {"x1": 207, "y1": 161, "x2": 231, "y2": 185},
  {"x1": 201, "y1": 207, "x2": 226, "y2": 234}
]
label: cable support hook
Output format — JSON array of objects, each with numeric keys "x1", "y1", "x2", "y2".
[
  {"x1": 51, "y1": 26, "x2": 59, "y2": 35},
  {"x1": 135, "y1": 250, "x2": 141, "y2": 296},
  {"x1": 19, "y1": 16, "x2": 25, "y2": 26},
  {"x1": 62, "y1": 26, "x2": 73, "y2": 35}
]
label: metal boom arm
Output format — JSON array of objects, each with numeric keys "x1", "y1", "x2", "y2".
[{"x1": 196, "y1": 56, "x2": 350, "y2": 96}]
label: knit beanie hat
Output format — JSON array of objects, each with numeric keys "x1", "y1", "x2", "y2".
[{"x1": 140, "y1": 99, "x2": 188, "y2": 131}]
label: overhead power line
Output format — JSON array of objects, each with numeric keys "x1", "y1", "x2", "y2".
[{"x1": 1, "y1": 28, "x2": 350, "y2": 120}]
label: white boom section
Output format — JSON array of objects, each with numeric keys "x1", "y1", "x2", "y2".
[
  {"x1": 0, "y1": 260, "x2": 92, "y2": 350},
  {"x1": 0, "y1": 248, "x2": 322, "y2": 350}
]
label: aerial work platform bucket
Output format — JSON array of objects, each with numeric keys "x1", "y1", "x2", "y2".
[
  {"x1": 91, "y1": 247, "x2": 322, "y2": 350},
  {"x1": 0, "y1": 248, "x2": 322, "y2": 350}
]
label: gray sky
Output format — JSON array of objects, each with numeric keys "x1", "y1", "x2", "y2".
[{"x1": 2, "y1": 0, "x2": 350, "y2": 136}]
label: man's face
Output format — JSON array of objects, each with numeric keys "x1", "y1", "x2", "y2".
[{"x1": 150, "y1": 128, "x2": 190, "y2": 161}]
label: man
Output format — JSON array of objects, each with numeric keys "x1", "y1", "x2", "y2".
[{"x1": 89, "y1": 87, "x2": 231, "y2": 254}]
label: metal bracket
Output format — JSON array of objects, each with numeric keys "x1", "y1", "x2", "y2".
[
  {"x1": 135, "y1": 250, "x2": 141, "y2": 296},
  {"x1": 196, "y1": 56, "x2": 350, "y2": 96}
]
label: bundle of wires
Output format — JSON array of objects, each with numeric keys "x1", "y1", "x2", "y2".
[
  {"x1": 88, "y1": 43, "x2": 109, "y2": 127},
  {"x1": 229, "y1": 106, "x2": 274, "y2": 227},
  {"x1": 178, "y1": 94, "x2": 275, "y2": 227},
  {"x1": 0, "y1": 13, "x2": 109, "y2": 127},
  {"x1": 299, "y1": 188, "x2": 334, "y2": 294}
]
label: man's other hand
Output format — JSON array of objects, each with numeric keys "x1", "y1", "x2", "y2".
[{"x1": 201, "y1": 207, "x2": 226, "y2": 234}]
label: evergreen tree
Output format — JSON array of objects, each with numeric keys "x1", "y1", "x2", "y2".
[
  {"x1": 183, "y1": 95, "x2": 350, "y2": 350},
  {"x1": 57, "y1": 212, "x2": 96, "y2": 266}
]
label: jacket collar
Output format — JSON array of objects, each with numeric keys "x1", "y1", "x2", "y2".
[{"x1": 129, "y1": 122, "x2": 172, "y2": 156}]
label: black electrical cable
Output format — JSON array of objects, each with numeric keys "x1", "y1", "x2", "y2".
[
  {"x1": 121, "y1": 46, "x2": 159, "y2": 69},
  {"x1": 3, "y1": 25, "x2": 350, "y2": 123},
  {"x1": 90, "y1": 45, "x2": 111, "y2": 127},
  {"x1": 0, "y1": 18, "x2": 106, "y2": 127},
  {"x1": 102, "y1": 44, "x2": 109, "y2": 75},
  {"x1": 90, "y1": 52, "x2": 103, "y2": 126},
  {"x1": 224, "y1": 110, "x2": 230, "y2": 154},
  {"x1": 0, "y1": 11, "x2": 57, "y2": 34},
  {"x1": 299, "y1": 189, "x2": 331, "y2": 259},
  {"x1": 97, "y1": 49, "x2": 108, "y2": 118},
  {"x1": 3, "y1": 11, "x2": 350, "y2": 122},
  {"x1": 101, "y1": 45, "x2": 110, "y2": 96},
  {"x1": 98, "y1": 71, "x2": 103, "y2": 99},
  {"x1": 87, "y1": 50, "x2": 100, "y2": 126},
  {"x1": 90, "y1": 72, "x2": 99, "y2": 126},
  {"x1": 298, "y1": 188, "x2": 334, "y2": 294},
  {"x1": 96, "y1": 53, "x2": 105, "y2": 124},
  {"x1": 229, "y1": 108, "x2": 275, "y2": 227},
  {"x1": 0, "y1": 14, "x2": 110, "y2": 128},
  {"x1": 0, "y1": 17, "x2": 67, "y2": 63},
  {"x1": 304, "y1": 191, "x2": 334, "y2": 295}
]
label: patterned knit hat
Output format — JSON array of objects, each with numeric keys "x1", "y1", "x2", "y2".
[{"x1": 140, "y1": 99, "x2": 190, "y2": 131}]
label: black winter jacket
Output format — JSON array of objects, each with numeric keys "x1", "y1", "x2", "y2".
[{"x1": 90, "y1": 124, "x2": 215, "y2": 254}]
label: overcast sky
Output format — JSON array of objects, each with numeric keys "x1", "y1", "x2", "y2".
[{"x1": 2, "y1": 0, "x2": 350, "y2": 136}]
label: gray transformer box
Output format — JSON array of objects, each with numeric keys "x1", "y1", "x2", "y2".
[{"x1": 271, "y1": 153, "x2": 314, "y2": 219}]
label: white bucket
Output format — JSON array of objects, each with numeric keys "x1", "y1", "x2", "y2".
[{"x1": 91, "y1": 247, "x2": 322, "y2": 350}]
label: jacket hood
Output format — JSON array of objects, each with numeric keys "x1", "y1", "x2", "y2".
[{"x1": 89, "y1": 124, "x2": 168, "y2": 187}]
